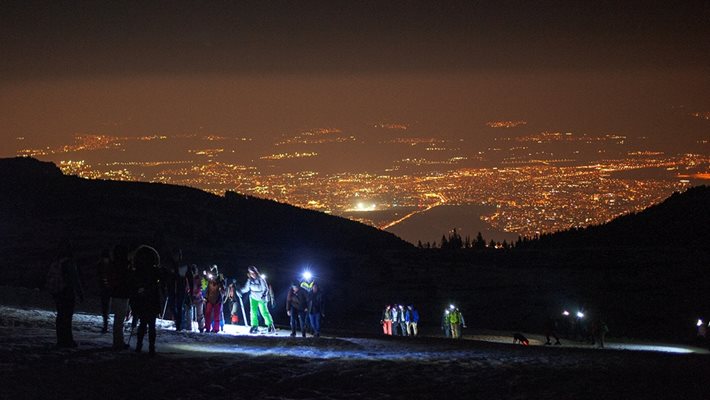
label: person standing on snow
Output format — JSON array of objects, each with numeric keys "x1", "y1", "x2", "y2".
[
  {"x1": 129, "y1": 245, "x2": 162, "y2": 355},
  {"x1": 48, "y1": 241, "x2": 84, "y2": 348},
  {"x1": 307, "y1": 282, "x2": 325, "y2": 337},
  {"x1": 391, "y1": 304, "x2": 402, "y2": 336},
  {"x1": 286, "y1": 281, "x2": 308, "y2": 337},
  {"x1": 448, "y1": 306, "x2": 466, "y2": 339},
  {"x1": 381, "y1": 305, "x2": 393, "y2": 335},
  {"x1": 204, "y1": 265, "x2": 224, "y2": 333},
  {"x1": 225, "y1": 280, "x2": 240, "y2": 325},
  {"x1": 398, "y1": 305, "x2": 409, "y2": 337},
  {"x1": 186, "y1": 264, "x2": 205, "y2": 332},
  {"x1": 407, "y1": 305, "x2": 419, "y2": 337},
  {"x1": 239, "y1": 265, "x2": 275, "y2": 334},
  {"x1": 441, "y1": 309, "x2": 451, "y2": 338}
]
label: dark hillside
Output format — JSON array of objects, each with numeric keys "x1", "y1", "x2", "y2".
[
  {"x1": 0, "y1": 157, "x2": 412, "y2": 321},
  {"x1": 522, "y1": 185, "x2": 710, "y2": 250},
  {"x1": 2, "y1": 157, "x2": 708, "y2": 341}
]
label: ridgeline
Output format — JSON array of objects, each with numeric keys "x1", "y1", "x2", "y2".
[{"x1": 1, "y1": 157, "x2": 708, "y2": 340}]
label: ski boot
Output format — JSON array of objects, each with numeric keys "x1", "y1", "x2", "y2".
[{"x1": 249, "y1": 326, "x2": 258, "y2": 334}]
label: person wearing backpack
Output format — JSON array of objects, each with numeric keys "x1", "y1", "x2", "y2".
[
  {"x1": 239, "y1": 265, "x2": 275, "y2": 334},
  {"x1": 129, "y1": 245, "x2": 162, "y2": 355},
  {"x1": 48, "y1": 242, "x2": 84, "y2": 348}
]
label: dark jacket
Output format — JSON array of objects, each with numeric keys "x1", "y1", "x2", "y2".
[
  {"x1": 286, "y1": 288, "x2": 308, "y2": 312},
  {"x1": 129, "y1": 247, "x2": 162, "y2": 319},
  {"x1": 307, "y1": 290, "x2": 324, "y2": 315}
]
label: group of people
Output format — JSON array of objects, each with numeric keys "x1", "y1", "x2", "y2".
[
  {"x1": 380, "y1": 304, "x2": 420, "y2": 336},
  {"x1": 48, "y1": 240, "x2": 330, "y2": 355},
  {"x1": 285, "y1": 278, "x2": 325, "y2": 337},
  {"x1": 48, "y1": 242, "x2": 163, "y2": 353}
]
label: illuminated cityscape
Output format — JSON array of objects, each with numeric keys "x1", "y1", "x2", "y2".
[{"x1": 13, "y1": 129, "x2": 708, "y2": 241}]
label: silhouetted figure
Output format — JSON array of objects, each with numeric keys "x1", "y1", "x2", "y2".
[
  {"x1": 97, "y1": 248, "x2": 112, "y2": 334},
  {"x1": 307, "y1": 282, "x2": 325, "y2": 337},
  {"x1": 48, "y1": 241, "x2": 84, "y2": 348},
  {"x1": 109, "y1": 243, "x2": 131, "y2": 350},
  {"x1": 590, "y1": 317, "x2": 609, "y2": 348},
  {"x1": 545, "y1": 317, "x2": 562, "y2": 345},
  {"x1": 130, "y1": 245, "x2": 162, "y2": 355}
]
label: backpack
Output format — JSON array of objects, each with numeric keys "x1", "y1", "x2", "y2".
[{"x1": 46, "y1": 259, "x2": 66, "y2": 295}]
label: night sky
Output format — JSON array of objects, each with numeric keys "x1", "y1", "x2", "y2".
[{"x1": 1, "y1": 1, "x2": 709, "y2": 154}]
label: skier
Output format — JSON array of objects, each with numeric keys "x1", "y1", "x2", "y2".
[
  {"x1": 286, "y1": 281, "x2": 308, "y2": 337},
  {"x1": 239, "y1": 265, "x2": 275, "y2": 334},
  {"x1": 204, "y1": 265, "x2": 224, "y2": 333},
  {"x1": 129, "y1": 245, "x2": 162, "y2": 355},
  {"x1": 187, "y1": 264, "x2": 205, "y2": 332}
]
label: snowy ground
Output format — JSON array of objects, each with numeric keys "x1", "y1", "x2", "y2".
[{"x1": 2, "y1": 299, "x2": 710, "y2": 399}]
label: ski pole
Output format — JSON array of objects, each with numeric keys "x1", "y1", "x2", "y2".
[
  {"x1": 160, "y1": 297, "x2": 169, "y2": 319},
  {"x1": 237, "y1": 294, "x2": 249, "y2": 326}
]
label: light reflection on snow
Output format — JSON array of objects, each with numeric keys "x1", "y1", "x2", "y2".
[{"x1": 604, "y1": 344, "x2": 694, "y2": 354}]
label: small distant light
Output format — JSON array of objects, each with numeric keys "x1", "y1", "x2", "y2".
[
  {"x1": 577, "y1": 311, "x2": 585, "y2": 318},
  {"x1": 302, "y1": 271, "x2": 313, "y2": 281},
  {"x1": 562, "y1": 310, "x2": 570, "y2": 316},
  {"x1": 697, "y1": 319, "x2": 704, "y2": 327},
  {"x1": 449, "y1": 304, "x2": 455, "y2": 310},
  {"x1": 260, "y1": 274, "x2": 266, "y2": 280}
]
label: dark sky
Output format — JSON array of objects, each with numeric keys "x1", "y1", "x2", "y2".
[{"x1": 1, "y1": 1, "x2": 709, "y2": 153}]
